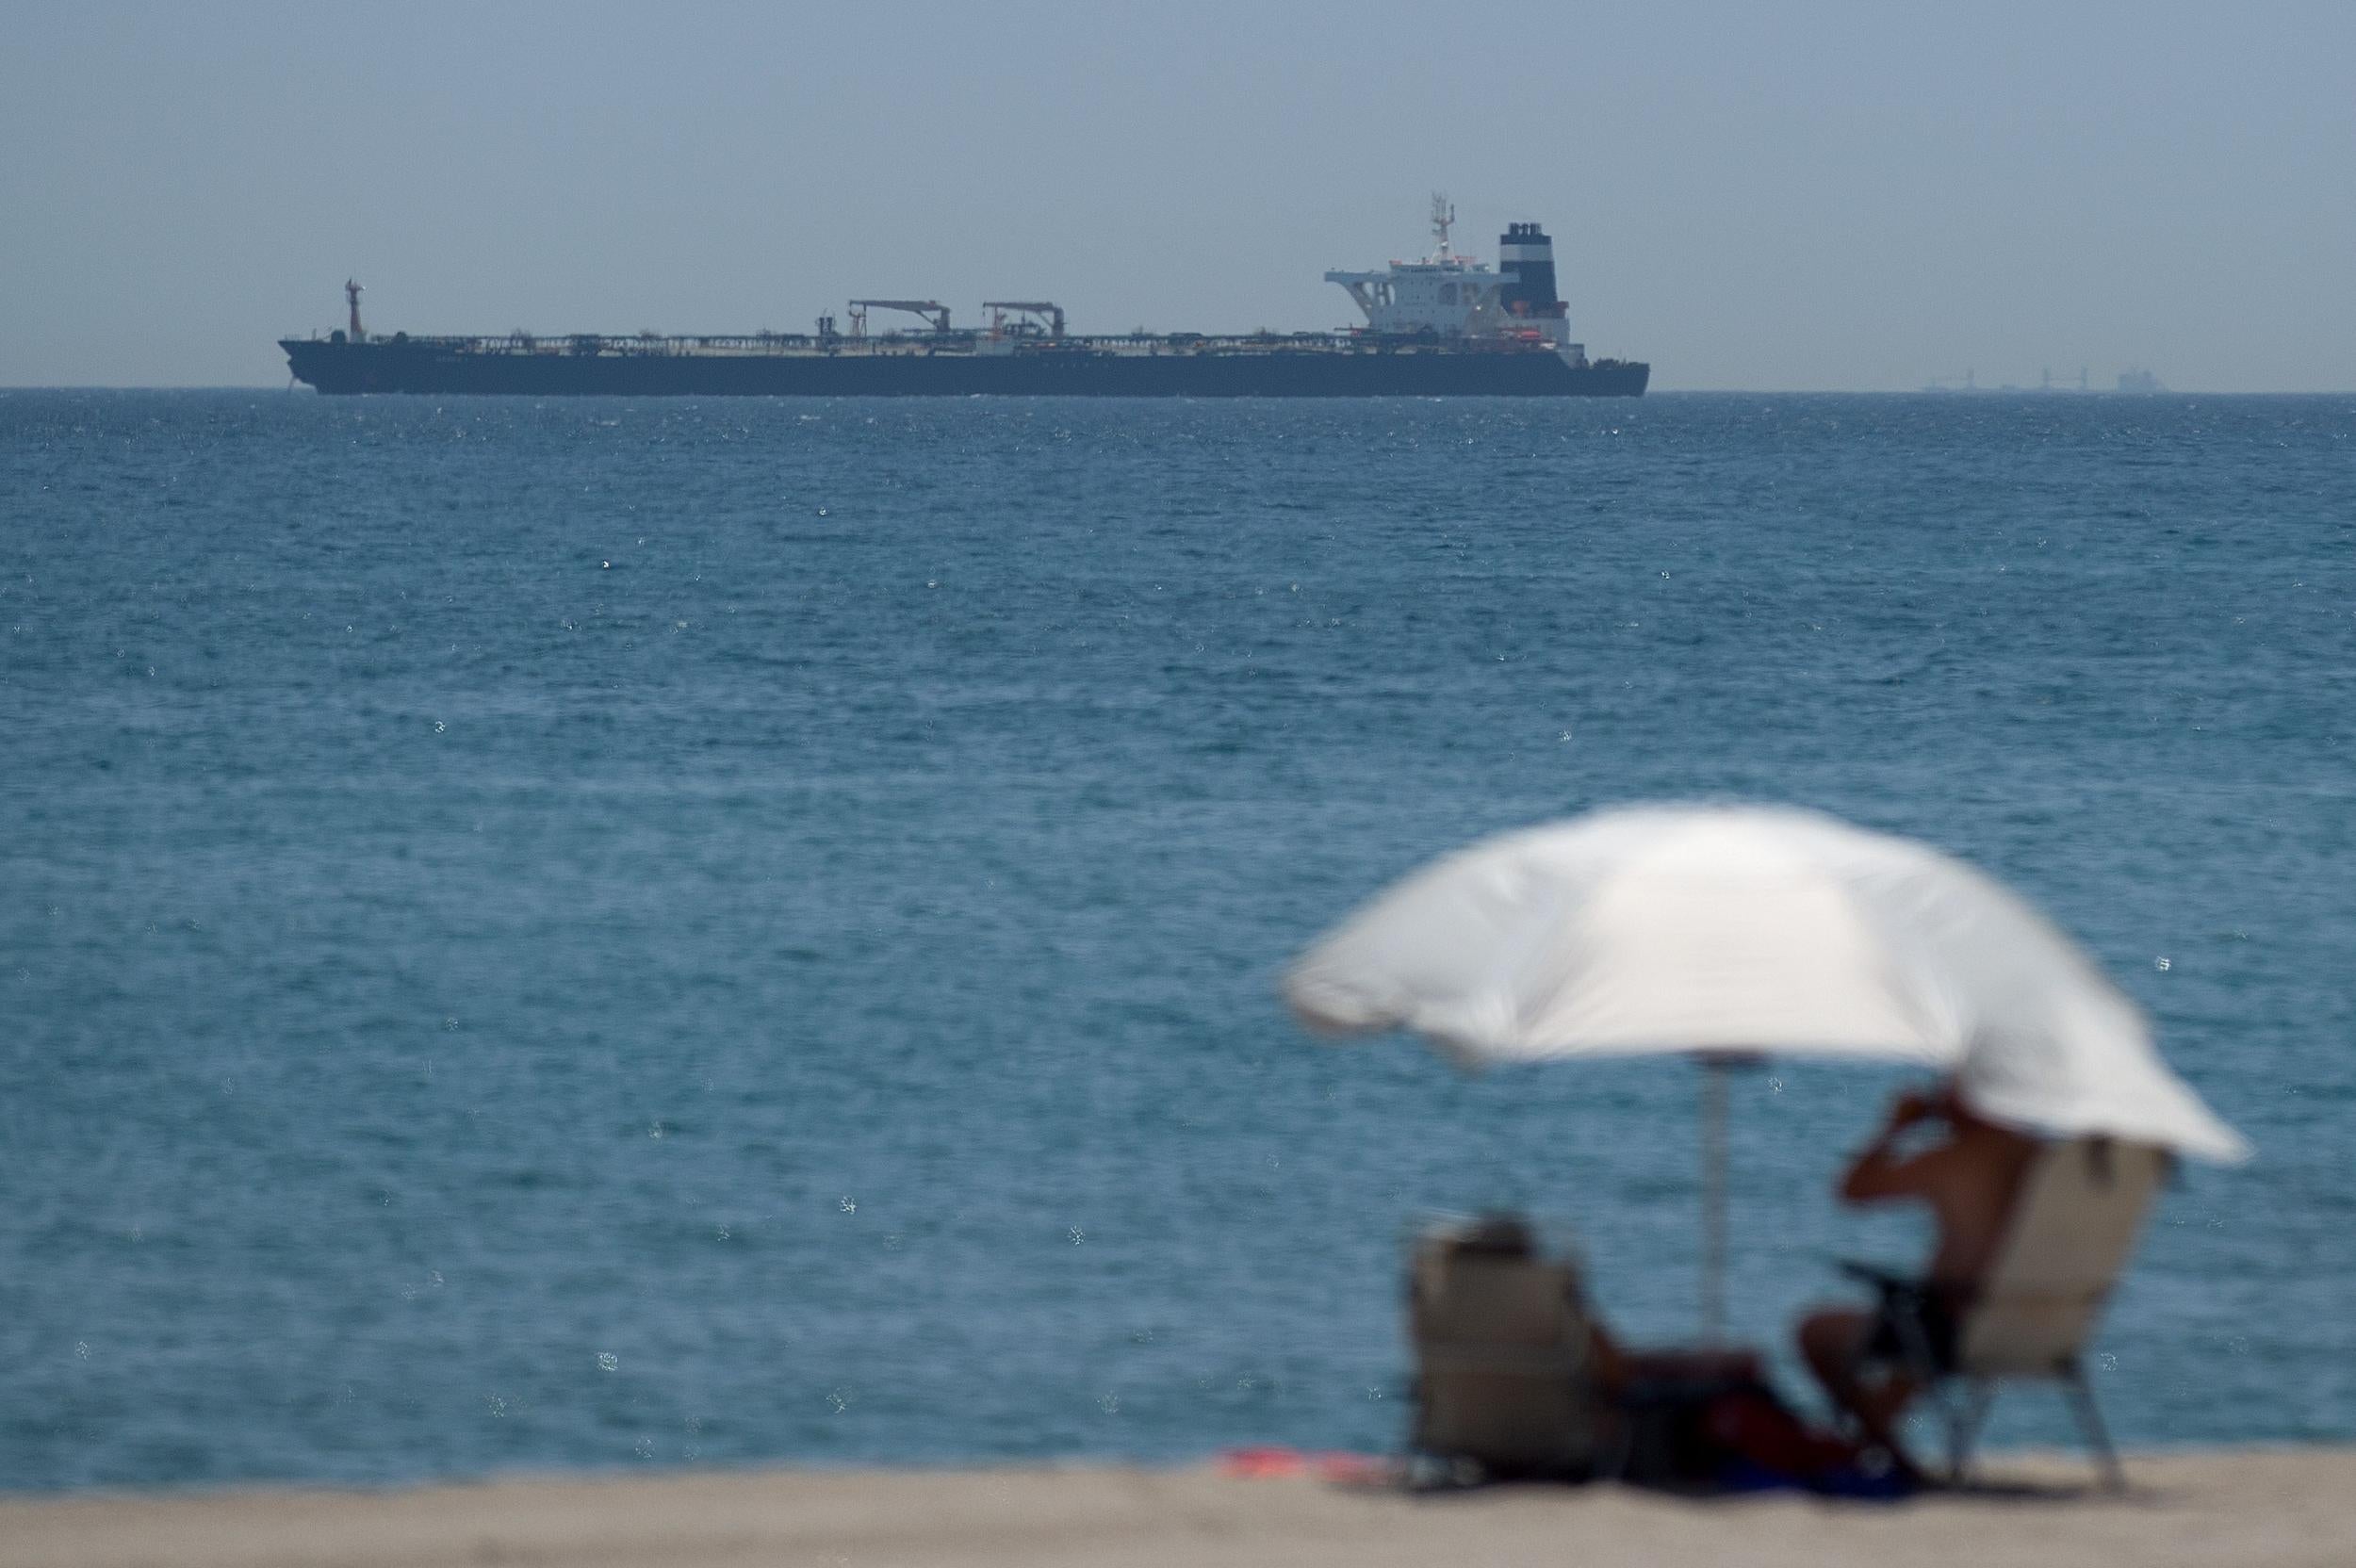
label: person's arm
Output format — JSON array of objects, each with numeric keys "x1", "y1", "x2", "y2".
[{"x1": 1839, "y1": 1089, "x2": 1951, "y2": 1203}]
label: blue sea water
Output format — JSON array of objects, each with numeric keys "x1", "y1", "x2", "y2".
[{"x1": 1, "y1": 389, "x2": 2351, "y2": 1494}]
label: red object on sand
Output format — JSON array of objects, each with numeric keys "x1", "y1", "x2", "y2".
[{"x1": 1217, "y1": 1447, "x2": 1395, "y2": 1483}]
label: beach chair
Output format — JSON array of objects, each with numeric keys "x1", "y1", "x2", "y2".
[
  {"x1": 1407, "y1": 1217, "x2": 1613, "y2": 1479},
  {"x1": 1842, "y1": 1137, "x2": 2170, "y2": 1491}
]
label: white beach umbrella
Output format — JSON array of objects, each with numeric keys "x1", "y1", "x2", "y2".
[{"x1": 1283, "y1": 804, "x2": 2248, "y2": 1334}]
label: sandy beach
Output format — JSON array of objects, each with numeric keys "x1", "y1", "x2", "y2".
[{"x1": 5, "y1": 1448, "x2": 2348, "y2": 1568}]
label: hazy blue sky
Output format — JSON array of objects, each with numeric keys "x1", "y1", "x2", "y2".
[{"x1": 5, "y1": 1, "x2": 2350, "y2": 389}]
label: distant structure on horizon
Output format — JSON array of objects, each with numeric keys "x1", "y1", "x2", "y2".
[{"x1": 1923, "y1": 366, "x2": 2163, "y2": 395}]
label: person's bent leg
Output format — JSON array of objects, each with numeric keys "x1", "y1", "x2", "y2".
[
  {"x1": 1799, "y1": 1306, "x2": 1870, "y2": 1419},
  {"x1": 1799, "y1": 1306, "x2": 1922, "y2": 1475}
]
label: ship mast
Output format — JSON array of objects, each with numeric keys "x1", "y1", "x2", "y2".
[
  {"x1": 345, "y1": 280, "x2": 366, "y2": 342},
  {"x1": 1430, "y1": 192, "x2": 1456, "y2": 261}
]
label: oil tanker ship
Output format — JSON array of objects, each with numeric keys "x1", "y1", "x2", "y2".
[{"x1": 280, "y1": 201, "x2": 1647, "y2": 398}]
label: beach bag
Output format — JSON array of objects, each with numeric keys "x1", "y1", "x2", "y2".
[{"x1": 1699, "y1": 1382, "x2": 1861, "y2": 1483}]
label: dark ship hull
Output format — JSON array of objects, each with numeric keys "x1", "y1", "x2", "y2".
[
  {"x1": 286, "y1": 209, "x2": 1647, "y2": 397},
  {"x1": 282, "y1": 335, "x2": 1648, "y2": 398}
]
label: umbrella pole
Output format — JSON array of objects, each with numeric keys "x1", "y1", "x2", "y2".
[{"x1": 1701, "y1": 1056, "x2": 1729, "y2": 1344}]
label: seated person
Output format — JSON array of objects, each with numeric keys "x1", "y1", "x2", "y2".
[
  {"x1": 1429, "y1": 1216, "x2": 1763, "y2": 1395},
  {"x1": 1796, "y1": 1079, "x2": 2040, "y2": 1477},
  {"x1": 1414, "y1": 1215, "x2": 1768, "y2": 1483}
]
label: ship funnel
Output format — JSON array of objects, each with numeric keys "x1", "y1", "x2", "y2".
[{"x1": 1497, "y1": 224, "x2": 1564, "y2": 319}]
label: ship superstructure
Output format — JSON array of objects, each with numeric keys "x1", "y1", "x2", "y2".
[
  {"x1": 280, "y1": 199, "x2": 1646, "y2": 397},
  {"x1": 1322, "y1": 196, "x2": 1579, "y2": 351}
]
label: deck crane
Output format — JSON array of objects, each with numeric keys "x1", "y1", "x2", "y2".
[
  {"x1": 983, "y1": 302, "x2": 1066, "y2": 339},
  {"x1": 846, "y1": 300, "x2": 952, "y2": 337}
]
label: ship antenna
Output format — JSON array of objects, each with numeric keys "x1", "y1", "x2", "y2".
[
  {"x1": 1430, "y1": 192, "x2": 1455, "y2": 260},
  {"x1": 345, "y1": 279, "x2": 366, "y2": 342}
]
